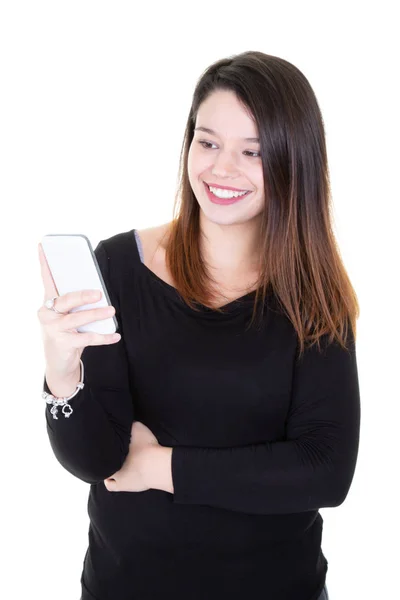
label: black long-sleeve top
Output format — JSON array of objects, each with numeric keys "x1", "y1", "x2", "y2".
[{"x1": 43, "y1": 229, "x2": 360, "y2": 600}]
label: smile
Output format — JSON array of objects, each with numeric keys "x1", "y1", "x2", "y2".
[{"x1": 203, "y1": 181, "x2": 252, "y2": 205}]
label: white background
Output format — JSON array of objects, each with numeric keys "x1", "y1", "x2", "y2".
[{"x1": 1, "y1": 1, "x2": 399, "y2": 599}]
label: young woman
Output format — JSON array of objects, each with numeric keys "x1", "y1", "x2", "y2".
[{"x1": 38, "y1": 51, "x2": 360, "y2": 600}]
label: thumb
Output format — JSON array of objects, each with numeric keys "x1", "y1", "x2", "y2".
[{"x1": 38, "y1": 242, "x2": 59, "y2": 302}]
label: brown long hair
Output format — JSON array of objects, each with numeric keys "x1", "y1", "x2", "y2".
[{"x1": 164, "y1": 50, "x2": 360, "y2": 359}]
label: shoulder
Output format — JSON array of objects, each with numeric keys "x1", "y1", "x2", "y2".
[
  {"x1": 98, "y1": 222, "x2": 172, "y2": 267},
  {"x1": 101, "y1": 222, "x2": 170, "y2": 249},
  {"x1": 100, "y1": 229, "x2": 133, "y2": 251},
  {"x1": 135, "y1": 222, "x2": 172, "y2": 253},
  {"x1": 93, "y1": 230, "x2": 137, "y2": 280}
]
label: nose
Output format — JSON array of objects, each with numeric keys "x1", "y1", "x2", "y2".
[{"x1": 211, "y1": 149, "x2": 240, "y2": 178}]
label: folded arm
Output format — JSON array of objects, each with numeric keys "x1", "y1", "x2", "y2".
[{"x1": 171, "y1": 330, "x2": 360, "y2": 515}]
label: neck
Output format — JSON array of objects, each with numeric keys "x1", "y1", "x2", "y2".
[{"x1": 199, "y1": 215, "x2": 261, "y2": 275}]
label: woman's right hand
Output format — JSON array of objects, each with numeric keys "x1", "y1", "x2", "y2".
[{"x1": 37, "y1": 242, "x2": 121, "y2": 380}]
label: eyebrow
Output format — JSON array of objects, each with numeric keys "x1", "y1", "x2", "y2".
[{"x1": 194, "y1": 126, "x2": 259, "y2": 143}]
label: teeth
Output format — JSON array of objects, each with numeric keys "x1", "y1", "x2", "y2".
[{"x1": 208, "y1": 185, "x2": 249, "y2": 199}]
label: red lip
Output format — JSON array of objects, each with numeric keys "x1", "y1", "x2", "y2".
[{"x1": 205, "y1": 181, "x2": 250, "y2": 192}]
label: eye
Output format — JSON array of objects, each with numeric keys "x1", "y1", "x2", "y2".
[
  {"x1": 198, "y1": 140, "x2": 218, "y2": 151},
  {"x1": 197, "y1": 141, "x2": 260, "y2": 158},
  {"x1": 244, "y1": 150, "x2": 261, "y2": 158}
]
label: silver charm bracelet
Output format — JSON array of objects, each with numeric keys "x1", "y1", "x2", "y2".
[{"x1": 42, "y1": 359, "x2": 85, "y2": 419}]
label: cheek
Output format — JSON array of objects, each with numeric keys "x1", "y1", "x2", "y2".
[
  {"x1": 188, "y1": 144, "x2": 209, "y2": 171},
  {"x1": 253, "y1": 170, "x2": 264, "y2": 192},
  {"x1": 187, "y1": 147, "x2": 197, "y2": 180}
]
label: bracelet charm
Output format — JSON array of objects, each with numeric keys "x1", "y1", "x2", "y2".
[{"x1": 42, "y1": 360, "x2": 85, "y2": 419}]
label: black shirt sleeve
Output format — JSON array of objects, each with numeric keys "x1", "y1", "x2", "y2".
[
  {"x1": 171, "y1": 328, "x2": 360, "y2": 515},
  {"x1": 43, "y1": 240, "x2": 134, "y2": 485}
]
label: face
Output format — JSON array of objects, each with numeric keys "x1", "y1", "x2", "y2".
[{"x1": 188, "y1": 89, "x2": 265, "y2": 227}]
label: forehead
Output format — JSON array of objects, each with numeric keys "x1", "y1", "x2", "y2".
[{"x1": 195, "y1": 90, "x2": 258, "y2": 140}]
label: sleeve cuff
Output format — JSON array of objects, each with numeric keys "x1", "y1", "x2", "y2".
[{"x1": 171, "y1": 446, "x2": 215, "y2": 506}]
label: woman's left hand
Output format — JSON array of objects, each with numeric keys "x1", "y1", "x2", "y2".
[{"x1": 104, "y1": 421, "x2": 160, "y2": 492}]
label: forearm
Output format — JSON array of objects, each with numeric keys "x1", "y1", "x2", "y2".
[
  {"x1": 170, "y1": 435, "x2": 359, "y2": 515},
  {"x1": 45, "y1": 377, "x2": 134, "y2": 484}
]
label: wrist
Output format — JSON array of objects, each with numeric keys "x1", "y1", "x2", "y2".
[
  {"x1": 45, "y1": 363, "x2": 82, "y2": 398},
  {"x1": 146, "y1": 446, "x2": 174, "y2": 494}
]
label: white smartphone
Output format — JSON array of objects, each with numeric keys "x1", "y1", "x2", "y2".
[{"x1": 41, "y1": 234, "x2": 118, "y2": 335}]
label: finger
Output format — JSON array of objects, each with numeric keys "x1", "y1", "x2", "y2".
[
  {"x1": 67, "y1": 330, "x2": 122, "y2": 348},
  {"x1": 38, "y1": 242, "x2": 59, "y2": 302},
  {"x1": 59, "y1": 304, "x2": 115, "y2": 331},
  {"x1": 104, "y1": 478, "x2": 117, "y2": 492}
]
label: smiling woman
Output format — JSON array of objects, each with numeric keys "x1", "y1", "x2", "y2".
[
  {"x1": 165, "y1": 51, "x2": 359, "y2": 359},
  {"x1": 41, "y1": 50, "x2": 357, "y2": 600}
]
